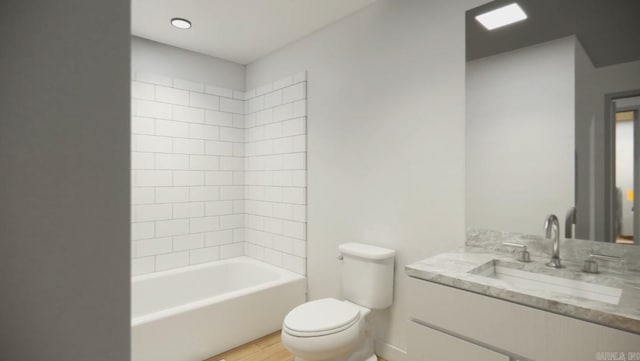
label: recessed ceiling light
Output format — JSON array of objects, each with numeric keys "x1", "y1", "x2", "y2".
[
  {"x1": 475, "y1": 3, "x2": 527, "y2": 30},
  {"x1": 171, "y1": 18, "x2": 192, "y2": 29}
]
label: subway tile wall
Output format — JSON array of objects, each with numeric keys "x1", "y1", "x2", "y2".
[
  {"x1": 131, "y1": 71, "x2": 307, "y2": 276},
  {"x1": 244, "y1": 72, "x2": 307, "y2": 275}
]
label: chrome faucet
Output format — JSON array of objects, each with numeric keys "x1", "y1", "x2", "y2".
[{"x1": 544, "y1": 214, "x2": 563, "y2": 268}]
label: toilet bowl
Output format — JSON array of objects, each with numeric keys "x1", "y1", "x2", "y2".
[
  {"x1": 281, "y1": 243, "x2": 395, "y2": 361},
  {"x1": 281, "y1": 298, "x2": 374, "y2": 361}
]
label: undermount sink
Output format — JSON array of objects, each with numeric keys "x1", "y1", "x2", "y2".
[{"x1": 469, "y1": 260, "x2": 623, "y2": 305}]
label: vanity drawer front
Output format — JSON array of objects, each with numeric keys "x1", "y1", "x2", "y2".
[
  {"x1": 408, "y1": 320, "x2": 509, "y2": 361},
  {"x1": 408, "y1": 277, "x2": 640, "y2": 361}
]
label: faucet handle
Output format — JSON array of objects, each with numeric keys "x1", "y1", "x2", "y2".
[
  {"x1": 502, "y1": 242, "x2": 531, "y2": 263},
  {"x1": 588, "y1": 250, "x2": 621, "y2": 262}
]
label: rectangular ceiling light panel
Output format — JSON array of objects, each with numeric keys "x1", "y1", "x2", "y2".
[{"x1": 475, "y1": 3, "x2": 527, "y2": 30}]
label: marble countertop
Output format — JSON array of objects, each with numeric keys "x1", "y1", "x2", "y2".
[{"x1": 406, "y1": 246, "x2": 640, "y2": 334}]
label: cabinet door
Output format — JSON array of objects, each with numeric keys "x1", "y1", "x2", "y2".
[{"x1": 408, "y1": 321, "x2": 510, "y2": 361}]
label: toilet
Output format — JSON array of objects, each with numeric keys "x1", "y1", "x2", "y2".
[{"x1": 281, "y1": 243, "x2": 395, "y2": 361}]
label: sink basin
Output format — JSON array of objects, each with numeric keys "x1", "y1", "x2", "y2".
[{"x1": 470, "y1": 260, "x2": 623, "y2": 305}]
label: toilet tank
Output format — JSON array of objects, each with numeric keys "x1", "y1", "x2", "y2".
[{"x1": 339, "y1": 243, "x2": 395, "y2": 309}]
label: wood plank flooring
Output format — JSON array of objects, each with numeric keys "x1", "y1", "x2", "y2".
[{"x1": 204, "y1": 331, "x2": 387, "y2": 361}]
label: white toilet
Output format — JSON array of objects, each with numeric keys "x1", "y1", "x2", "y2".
[{"x1": 281, "y1": 243, "x2": 395, "y2": 361}]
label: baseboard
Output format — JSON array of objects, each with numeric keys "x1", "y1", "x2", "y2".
[{"x1": 375, "y1": 340, "x2": 407, "y2": 361}]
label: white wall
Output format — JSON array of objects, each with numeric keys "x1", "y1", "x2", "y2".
[
  {"x1": 132, "y1": 36, "x2": 245, "y2": 91},
  {"x1": 246, "y1": 0, "x2": 484, "y2": 356},
  {"x1": 0, "y1": 0, "x2": 130, "y2": 359},
  {"x1": 466, "y1": 37, "x2": 576, "y2": 236}
]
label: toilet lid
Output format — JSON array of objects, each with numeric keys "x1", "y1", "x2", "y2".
[{"x1": 283, "y1": 298, "x2": 360, "y2": 336}]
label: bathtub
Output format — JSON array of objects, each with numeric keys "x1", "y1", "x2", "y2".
[{"x1": 131, "y1": 256, "x2": 306, "y2": 361}]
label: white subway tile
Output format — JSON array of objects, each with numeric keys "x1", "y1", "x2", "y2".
[
  {"x1": 246, "y1": 243, "x2": 265, "y2": 260},
  {"x1": 264, "y1": 248, "x2": 283, "y2": 267},
  {"x1": 264, "y1": 217, "x2": 283, "y2": 233},
  {"x1": 232, "y1": 90, "x2": 246, "y2": 100},
  {"x1": 264, "y1": 90, "x2": 283, "y2": 108},
  {"x1": 272, "y1": 103, "x2": 293, "y2": 122},
  {"x1": 173, "y1": 105, "x2": 205, "y2": 124},
  {"x1": 156, "y1": 187, "x2": 189, "y2": 203},
  {"x1": 133, "y1": 170, "x2": 172, "y2": 187},
  {"x1": 283, "y1": 83, "x2": 306, "y2": 103},
  {"x1": 220, "y1": 127, "x2": 244, "y2": 142},
  {"x1": 292, "y1": 101, "x2": 306, "y2": 118},
  {"x1": 155, "y1": 119, "x2": 190, "y2": 138},
  {"x1": 282, "y1": 220, "x2": 305, "y2": 239},
  {"x1": 233, "y1": 228, "x2": 245, "y2": 242},
  {"x1": 173, "y1": 138, "x2": 205, "y2": 155},
  {"x1": 134, "y1": 72, "x2": 172, "y2": 86},
  {"x1": 205, "y1": 110, "x2": 233, "y2": 127},
  {"x1": 156, "y1": 86, "x2": 189, "y2": 105},
  {"x1": 131, "y1": 117, "x2": 155, "y2": 135},
  {"x1": 189, "y1": 155, "x2": 219, "y2": 170},
  {"x1": 189, "y1": 246, "x2": 220, "y2": 264},
  {"x1": 272, "y1": 203, "x2": 293, "y2": 219},
  {"x1": 173, "y1": 170, "x2": 205, "y2": 186},
  {"x1": 282, "y1": 118, "x2": 306, "y2": 136},
  {"x1": 220, "y1": 156, "x2": 244, "y2": 171},
  {"x1": 189, "y1": 186, "x2": 220, "y2": 201},
  {"x1": 132, "y1": 222, "x2": 155, "y2": 240},
  {"x1": 173, "y1": 78, "x2": 205, "y2": 92},
  {"x1": 205, "y1": 230, "x2": 233, "y2": 246},
  {"x1": 233, "y1": 171, "x2": 245, "y2": 185},
  {"x1": 292, "y1": 204, "x2": 306, "y2": 222},
  {"x1": 292, "y1": 239, "x2": 306, "y2": 257},
  {"x1": 189, "y1": 92, "x2": 219, "y2": 110},
  {"x1": 205, "y1": 201, "x2": 233, "y2": 216},
  {"x1": 133, "y1": 204, "x2": 172, "y2": 222},
  {"x1": 205, "y1": 171, "x2": 234, "y2": 185},
  {"x1": 156, "y1": 219, "x2": 189, "y2": 237},
  {"x1": 283, "y1": 153, "x2": 306, "y2": 170},
  {"x1": 156, "y1": 251, "x2": 189, "y2": 271},
  {"x1": 247, "y1": 96, "x2": 264, "y2": 113},
  {"x1": 132, "y1": 99, "x2": 172, "y2": 119},
  {"x1": 233, "y1": 143, "x2": 245, "y2": 157},
  {"x1": 173, "y1": 202, "x2": 205, "y2": 219},
  {"x1": 132, "y1": 134, "x2": 172, "y2": 153},
  {"x1": 220, "y1": 97, "x2": 244, "y2": 114},
  {"x1": 232, "y1": 114, "x2": 245, "y2": 128},
  {"x1": 136, "y1": 237, "x2": 172, "y2": 257},
  {"x1": 282, "y1": 254, "x2": 305, "y2": 274},
  {"x1": 283, "y1": 187, "x2": 306, "y2": 205},
  {"x1": 292, "y1": 170, "x2": 306, "y2": 187},
  {"x1": 255, "y1": 83, "x2": 273, "y2": 96},
  {"x1": 173, "y1": 233, "x2": 205, "y2": 251},
  {"x1": 273, "y1": 138, "x2": 293, "y2": 154},
  {"x1": 220, "y1": 186, "x2": 244, "y2": 200},
  {"x1": 155, "y1": 153, "x2": 189, "y2": 170},
  {"x1": 205, "y1": 84, "x2": 233, "y2": 98},
  {"x1": 132, "y1": 81, "x2": 155, "y2": 100},
  {"x1": 132, "y1": 257, "x2": 155, "y2": 276},
  {"x1": 190, "y1": 216, "x2": 220, "y2": 233},
  {"x1": 131, "y1": 152, "x2": 155, "y2": 170},
  {"x1": 292, "y1": 135, "x2": 306, "y2": 152},
  {"x1": 188, "y1": 123, "x2": 219, "y2": 140},
  {"x1": 220, "y1": 214, "x2": 244, "y2": 229},
  {"x1": 233, "y1": 200, "x2": 245, "y2": 213},
  {"x1": 273, "y1": 75, "x2": 293, "y2": 90},
  {"x1": 220, "y1": 243, "x2": 243, "y2": 259},
  {"x1": 132, "y1": 187, "x2": 155, "y2": 205},
  {"x1": 205, "y1": 141, "x2": 233, "y2": 156},
  {"x1": 293, "y1": 72, "x2": 306, "y2": 84}
]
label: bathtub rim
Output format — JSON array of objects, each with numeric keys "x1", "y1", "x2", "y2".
[{"x1": 131, "y1": 256, "x2": 305, "y2": 327}]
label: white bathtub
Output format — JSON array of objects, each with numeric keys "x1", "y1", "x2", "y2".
[{"x1": 131, "y1": 256, "x2": 306, "y2": 361}]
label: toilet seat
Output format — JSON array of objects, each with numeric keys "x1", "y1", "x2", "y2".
[{"x1": 283, "y1": 298, "x2": 361, "y2": 337}]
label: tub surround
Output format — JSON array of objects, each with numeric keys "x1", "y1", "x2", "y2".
[
  {"x1": 131, "y1": 71, "x2": 307, "y2": 276},
  {"x1": 405, "y1": 230, "x2": 640, "y2": 334}
]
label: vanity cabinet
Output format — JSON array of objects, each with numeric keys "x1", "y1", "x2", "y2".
[
  {"x1": 408, "y1": 320, "x2": 509, "y2": 361},
  {"x1": 407, "y1": 277, "x2": 640, "y2": 361}
]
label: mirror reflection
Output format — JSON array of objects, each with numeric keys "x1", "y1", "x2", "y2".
[{"x1": 465, "y1": 0, "x2": 640, "y2": 244}]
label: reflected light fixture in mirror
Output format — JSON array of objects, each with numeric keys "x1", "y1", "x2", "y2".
[
  {"x1": 171, "y1": 18, "x2": 192, "y2": 29},
  {"x1": 475, "y1": 3, "x2": 527, "y2": 30}
]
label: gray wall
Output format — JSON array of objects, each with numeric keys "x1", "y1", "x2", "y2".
[
  {"x1": 0, "y1": 1, "x2": 130, "y2": 360},
  {"x1": 466, "y1": 37, "x2": 576, "y2": 236},
  {"x1": 132, "y1": 36, "x2": 245, "y2": 91},
  {"x1": 246, "y1": 0, "x2": 484, "y2": 355}
]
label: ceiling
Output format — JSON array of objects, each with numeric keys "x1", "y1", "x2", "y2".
[
  {"x1": 131, "y1": 0, "x2": 377, "y2": 64},
  {"x1": 466, "y1": 0, "x2": 640, "y2": 67}
]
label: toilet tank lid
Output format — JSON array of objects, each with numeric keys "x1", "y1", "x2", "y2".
[{"x1": 339, "y1": 243, "x2": 395, "y2": 260}]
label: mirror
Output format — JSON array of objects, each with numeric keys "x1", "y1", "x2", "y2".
[{"x1": 465, "y1": 0, "x2": 640, "y2": 244}]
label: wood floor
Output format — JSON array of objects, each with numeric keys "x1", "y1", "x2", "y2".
[{"x1": 204, "y1": 331, "x2": 387, "y2": 361}]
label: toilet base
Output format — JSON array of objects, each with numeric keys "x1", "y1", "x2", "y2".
[{"x1": 294, "y1": 354, "x2": 377, "y2": 361}]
